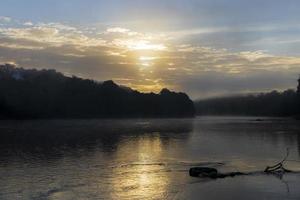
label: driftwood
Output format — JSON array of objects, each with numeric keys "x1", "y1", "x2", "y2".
[
  {"x1": 190, "y1": 149, "x2": 293, "y2": 179},
  {"x1": 264, "y1": 148, "x2": 291, "y2": 173}
]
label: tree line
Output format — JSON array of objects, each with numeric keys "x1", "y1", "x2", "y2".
[
  {"x1": 195, "y1": 77, "x2": 300, "y2": 117},
  {"x1": 0, "y1": 64, "x2": 195, "y2": 119}
]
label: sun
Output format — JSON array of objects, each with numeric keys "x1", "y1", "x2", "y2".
[
  {"x1": 113, "y1": 36, "x2": 167, "y2": 70},
  {"x1": 125, "y1": 40, "x2": 167, "y2": 51},
  {"x1": 120, "y1": 39, "x2": 166, "y2": 69}
]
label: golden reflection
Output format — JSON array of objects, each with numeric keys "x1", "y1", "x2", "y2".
[{"x1": 110, "y1": 136, "x2": 170, "y2": 200}]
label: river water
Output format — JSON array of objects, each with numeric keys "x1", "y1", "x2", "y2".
[{"x1": 0, "y1": 117, "x2": 300, "y2": 199}]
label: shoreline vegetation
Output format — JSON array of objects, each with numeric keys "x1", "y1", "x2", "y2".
[
  {"x1": 0, "y1": 64, "x2": 299, "y2": 120},
  {"x1": 0, "y1": 64, "x2": 195, "y2": 119},
  {"x1": 195, "y1": 78, "x2": 300, "y2": 118}
]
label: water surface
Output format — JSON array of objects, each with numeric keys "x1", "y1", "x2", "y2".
[{"x1": 0, "y1": 117, "x2": 300, "y2": 199}]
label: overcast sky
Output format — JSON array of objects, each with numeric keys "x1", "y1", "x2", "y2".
[{"x1": 0, "y1": 0, "x2": 300, "y2": 99}]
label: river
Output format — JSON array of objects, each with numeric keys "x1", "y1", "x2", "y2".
[{"x1": 0, "y1": 117, "x2": 299, "y2": 199}]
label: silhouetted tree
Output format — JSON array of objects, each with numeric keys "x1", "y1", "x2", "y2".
[
  {"x1": 298, "y1": 76, "x2": 300, "y2": 94},
  {"x1": 297, "y1": 76, "x2": 300, "y2": 115},
  {"x1": 0, "y1": 64, "x2": 195, "y2": 118}
]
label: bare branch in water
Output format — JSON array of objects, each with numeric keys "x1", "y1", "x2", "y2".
[
  {"x1": 264, "y1": 148, "x2": 292, "y2": 173},
  {"x1": 190, "y1": 148, "x2": 295, "y2": 179}
]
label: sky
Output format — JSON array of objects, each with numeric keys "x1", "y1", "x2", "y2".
[{"x1": 0, "y1": 0, "x2": 300, "y2": 99}]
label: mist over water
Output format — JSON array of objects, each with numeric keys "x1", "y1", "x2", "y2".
[{"x1": 0, "y1": 117, "x2": 300, "y2": 200}]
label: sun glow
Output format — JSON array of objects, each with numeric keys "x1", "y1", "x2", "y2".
[
  {"x1": 125, "y1": 40, "x2": 167, "y2": 51},
  {"x1": 138, "y1": 56, "x2": 158, "y2": 68},
  {"x1": 139, "y1": 56, "x2": 158, "y2": 61},
  {"x1": 140, "y1": 62, "x2": 151, "y2": 67},
  {"x1": 111, "y1": 34, "x2": 168, "y2": 89}
]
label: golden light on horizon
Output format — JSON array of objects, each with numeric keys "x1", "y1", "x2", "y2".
[
  {"x1": 128, "y1": 82, "x2": 165, "y2": 94},
  {"x1": 137, "y1": 85, "x2": 162, "y2": 93}
]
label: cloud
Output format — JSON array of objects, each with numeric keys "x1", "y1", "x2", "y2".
[
  {"x1": 0, "y1": 16, "x2": 11, "y2": 23},
  {"x1": 0, "y1": 23, "x2": 107, "y2": 48},
  {"x1": 106, "y1": 27, "x2": 130, "y2": 33},
  {"x1": 23, "y1": 21, "x2": 33, "y2": 26},
  {"x1": 0, "y1": 20, "x2": 299, "y2": 98}
]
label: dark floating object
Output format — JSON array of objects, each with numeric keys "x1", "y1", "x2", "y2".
[
  {"x1": 254, "y1": 118, "x2": 264, "y2": 121},
  {"x1": 189, "y1": 167, "x2": 246, "y2": 178},
  {"x1": 190, "y1": 149, "x2": 294, "y2": 179},
  {"x1": 189, "y1": 167, "x2": 218, "y2": 177}
]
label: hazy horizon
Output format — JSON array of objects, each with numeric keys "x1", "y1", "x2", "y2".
[{"x1": 1, "y1": 0, "x2": 300, "y2": 99}]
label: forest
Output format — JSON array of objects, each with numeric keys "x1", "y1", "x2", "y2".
[
  {"x1": 0, "y1": 64, "x2": 195, "y2": 119},
  {"x1": 195, "y1": 78, "x2": 300, "y2": 117}
]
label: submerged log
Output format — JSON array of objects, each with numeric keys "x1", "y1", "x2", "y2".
[
  {"x1": 190, "y1": 149, "x2": 293, "y2": 179},
  {"x1": 189, "y1": 167, "x2": 247, "y2": 178},
  {"x1": 189, "y1": 167, "x2": 218, "y2": 177}
]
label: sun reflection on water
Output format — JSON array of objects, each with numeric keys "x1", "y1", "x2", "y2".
[{"x1": 110, "y1": 136, "x2": 171, "y2": 200}]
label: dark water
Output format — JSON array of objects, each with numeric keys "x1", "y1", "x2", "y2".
[{"x1": 0, "y1": 117, "x2": 300, "y2": 200}]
